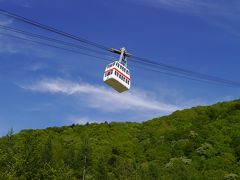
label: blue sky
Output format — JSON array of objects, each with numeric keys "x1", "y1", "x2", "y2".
[{"x1": 0, "y1": 0, "x2": 240, "y2": 136}]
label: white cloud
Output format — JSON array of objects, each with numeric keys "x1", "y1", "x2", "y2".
[
  {"x1": 27, "y1": 63, "x2": 47, "y2": 71},
  {"x1": 0, "y1": 16, "x2": 55, "y2": 57},
  {"x1": 138, "y1": 0, "x2": 239, "y2": 15},
  {"x1": 69, "y1": 116, "x2": 98, "y2": 125},
  {"x1": 20, "y1": 78, "x2": 180, "y2": 113},
  {"x1": 0, "y1": 17, "x2": 13, "y2": 26},
  {"x1": 0, "y1": 0, "x2": 32, "y2": 8},
  {"x1": 137, "y1": 0, "x2": 240, "y2": 36},
  {"x1": 147, "y1": 0, "x2": 212, "y2": 10},
  {"x1": 0, "y1": 30, "x2": 57, "y2": 57}
]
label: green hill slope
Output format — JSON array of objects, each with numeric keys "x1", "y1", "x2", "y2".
[{"x1": 1, "y1": 100, "x2": 240, "y2": 179}]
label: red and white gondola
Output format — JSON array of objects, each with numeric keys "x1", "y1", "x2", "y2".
[{"x1": 103, "y1": 48, "x2": 131, "y2": 93}]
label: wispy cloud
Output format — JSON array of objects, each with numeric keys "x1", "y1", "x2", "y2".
[
  {"x1": 0, "y1": 29, "x2": 57, "y2": 57},
  {"x1": 20, "y1": 78, "x2": 180, "y2": 113},
  {"x1": 137, "y1": 0, "x2": 240, "y2": 36},
  {"x1": 145, "y1": 0, "x2": 213, "y2": 11},
  {"x1": 0, "y1": 0, "x2": 32, "y2": 8},
  {"x1": 27, "y1": 63, "x2": 48, "y2": 72},
  {"x1": 0, "y1": 18, "x2": 21, "y2": 54},
  {"x1": 0, "y1": 16, "x2": 55, "y2": 56},
  {"x1": 68, "y1": 116, "x2": 98, "y2": 125},
  {"x1": 0, "y1": 35, "x2": 42, "y2": 55},
  {"x1": 139, "y1": 0, "x2": 240, "y2": 15},
  {"x1": 0, "y1": 17, "x2": 13, "y2": 26}
]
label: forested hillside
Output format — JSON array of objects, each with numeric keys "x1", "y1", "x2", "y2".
[{"x1": 1, "y1": 100, "x2": 240, "y2": 179}]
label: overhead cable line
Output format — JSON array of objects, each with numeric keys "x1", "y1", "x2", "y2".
[
  {"x1": 1, "y1": 31, "x2": 239, "y2": 88},
  {"x1": 0, "y1": 9, "x2": 240, "y2": 88},
  {"x1": 131, "y1": 61, "x2": 237, "y2": 88},
  {"x1": 0, "y1": 31, "x2": 188, "y2": 82},
  {"x1": 0, "y1": 24, "x2": 115, "y2": 58},
  {"x1": 0, "y1": 31, "x2": 236, "y2": 88},
  {"x1": 130, "y1": 56, "x2": 240, "y2": 87},
  {"x1": 131, "y1": 63, "x2": 237, "y2": 88},
  {"x1": 2, "y1": 23, "x2": 235, "y2": 87},
  {"x1": 0, "y1": 9, "x2": 109, "y2": 51},
  {"x1": 0, "y1": 32, "x2": 113, "y2": 63}
]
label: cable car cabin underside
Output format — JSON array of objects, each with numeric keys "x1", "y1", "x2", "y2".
[
  {"x1": 103, "y1": 61, "x2": 131, "y2": 93},
  {"x1": 104, "y1": 77, "x2": 128, "y2": 93}
]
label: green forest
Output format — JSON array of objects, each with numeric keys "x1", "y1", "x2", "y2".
[{"x1": 1, "y1": 100, "x2": 240, "y2": 179}]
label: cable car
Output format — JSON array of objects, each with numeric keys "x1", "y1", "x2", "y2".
[{"x1": 103, "y1": 48, "x2": 131, "y2": 93}]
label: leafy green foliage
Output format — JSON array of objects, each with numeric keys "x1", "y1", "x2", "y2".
[{"x1": 1, "y1": 100, "x2": 240, "y2": 179}]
